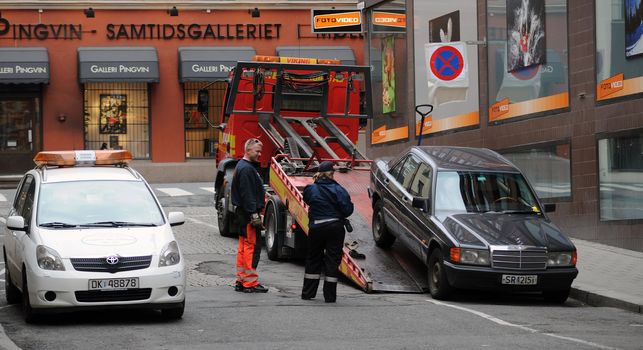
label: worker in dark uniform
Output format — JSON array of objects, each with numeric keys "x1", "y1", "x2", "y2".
[
  {"x1": 231, "y1": 138, "x2": 268, "y2": 293},
  {"x1": 301, "y1": 161, "x2": 354, "y2": 303}
]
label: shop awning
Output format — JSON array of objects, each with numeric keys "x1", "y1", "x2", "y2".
[
  {"x1": 178, "y1": 47, "x2": 256, "y2": 82},
  {"x1": 0, "y1": 48, "x2": 49, "y2": 84},
  {"x1": 275, "y1": 46, "x2": 356, "y2": 65},
  {"x1": 77, "y1": 47, "x2": 159, "y2": 83}
]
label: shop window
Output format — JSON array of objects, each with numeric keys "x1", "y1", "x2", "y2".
[
  {"x1": 83, "y1": 82, "x2": 150, "y2": 159},
  {"x1": 486, "y1": 0, "x2": 569, "y2": 123},
  {"x1": 595, "y1": 1, "x2": 643, "y2": 103},
  {"x1": 183, "y1": 82, "x2": 223, "y2": 159},
  {"x1": 598, "y1": 130, "x2": 643, "y2": 221},
  {"x1": 413, "y1": 1, "x2": 480, "y2": 137},
  {"x1": 500, "y1": 142, "x2": 571, "y2": 201},
  {"x1": 367, "y1": 0, "x2": 409, "y2": 145}
]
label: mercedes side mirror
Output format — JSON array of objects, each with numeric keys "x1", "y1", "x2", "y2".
[
  {"x1": 412, "y1": 197, "x2": 430, "y2": 213},
  {"x1": 544, "y1": 203, "x2": 556, "y2": 213}
]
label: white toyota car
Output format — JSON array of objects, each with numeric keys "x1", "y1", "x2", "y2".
[{"x1": 2, "y1": 150, "x2": 186, "y2": 322}]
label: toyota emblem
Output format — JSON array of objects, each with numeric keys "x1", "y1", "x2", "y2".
[{"x1": 106, "y1": 255, "x2": 119, "y2": 265}]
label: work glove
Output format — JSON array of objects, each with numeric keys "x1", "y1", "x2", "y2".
[{"x1": 251, "y1": 213, "x2": 265, "y2": 230}]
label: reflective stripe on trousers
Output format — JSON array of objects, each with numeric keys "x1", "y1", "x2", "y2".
[{"x1": 236, "y1": 223, "x2": 261, "y2": 288}]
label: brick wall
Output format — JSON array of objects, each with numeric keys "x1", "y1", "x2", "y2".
[{"x1": 367, "y1": 0, "x2": 643, "y2": 252}]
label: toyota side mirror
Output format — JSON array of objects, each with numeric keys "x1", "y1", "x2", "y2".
[
  {"x1": 7, "y1": 215, "x2": 26, "y2": 231},
  {"x1": 168, "y1": 212, "x2": 185, "y2": 226}
]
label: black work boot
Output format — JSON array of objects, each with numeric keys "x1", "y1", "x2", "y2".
[
  {"x1": 323, "y1": 281, "x2": 337, "y2": 303},
  {"x1": 234, "y1": 281, "x2": 245, "y2": 292},
  {"x1": 243, "y1": 284, "x2": 269, "y2": 293},
  {"x1": 302, "y1": 278, "x2": 320, "y2": 300}
]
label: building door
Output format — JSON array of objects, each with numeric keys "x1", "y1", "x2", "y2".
[{"x1": 0, "y1": 94, "x2": 40, "y2": 174}]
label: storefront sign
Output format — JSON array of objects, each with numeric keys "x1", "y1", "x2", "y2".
[
  {"x1": 372, "y1": 10, "x2": 406, "y2": 33},
  {"x1": 0, "y1": 48, "x2": 50, "y2": 84},
  {"x1": 106, "y1": 23, "x2": 281, "y2": 40},
  {"x1": 0, "y1": 18, "x2": 82, "y2": 40},
  {"x1": 311, "y1": 9, "x2": 363, "y2": 34}
]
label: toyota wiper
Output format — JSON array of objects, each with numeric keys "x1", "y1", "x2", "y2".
[
  {"x1": 81, "y1": 221, "x2": 158, "y2": 227},
  {"x1": 39, "y1": 222, "x2": 78, "y2": 228}
]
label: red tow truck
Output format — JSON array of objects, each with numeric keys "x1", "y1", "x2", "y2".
[{"x1": 207, "y1": 56, "x2": 421, "y2": 293}]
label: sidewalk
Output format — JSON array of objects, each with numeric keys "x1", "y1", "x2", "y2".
[{"x1": 570, "y1": 238, "x2": 643, "y2": 314}]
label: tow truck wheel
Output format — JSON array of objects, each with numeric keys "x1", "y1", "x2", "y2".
[
  {"x1": 428, "y1": 249, "x2": 452, "y2": 300},
  {"x1": 264, "y1": 204, "x2": 281, "y2": 261},
  {"x1": 217, "y1": 185, "x2": 234, "y2": 237},
  {"x1": 372, "y1": 201, "x2": 395, "y2": 249}
]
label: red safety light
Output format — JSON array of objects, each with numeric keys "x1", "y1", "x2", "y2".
[
  {"x1": 34, "y1": 150, "x2": 132, "y2": 167},
  {"x1": 291, "y1": 224, "x2": 297, "y2": 230},
  {"x1": 253, "y1": 55, "x2": 280, "y2": 62}
]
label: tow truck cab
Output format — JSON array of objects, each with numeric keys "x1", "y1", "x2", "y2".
[{"x1": 209, "y1": 55, "x2": 372, "y2": 238}]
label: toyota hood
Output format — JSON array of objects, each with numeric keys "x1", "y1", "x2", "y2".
[
  {"x1": 443, "y1": 213, "x2": 575, "y2": 251},
  {"x1": 35, "y1": 226, "x2": 175, "y2": 258}
]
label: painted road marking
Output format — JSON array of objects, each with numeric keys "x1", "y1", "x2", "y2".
[
  {"x1": 200, "y1": 187, "x2": 215, "y2": 193},
  {"x1": 156, "y1": 188, "x2": 193, "y2": 197},
  {"x1": 0, "y1": 194, "x2": 6, "y2": 202},
  {"x1": 0, "y1": 217, "x2": 6, "y2": 224},
  {"x1": 426, "y1": 299, "x2": 618, "y2": 350}
]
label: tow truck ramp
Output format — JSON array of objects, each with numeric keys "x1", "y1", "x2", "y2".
[{"x1": 268, "y1": 157, "x2": 426, "y2": 293}]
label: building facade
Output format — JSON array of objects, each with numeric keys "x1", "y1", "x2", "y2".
[
  {"x1": 363, "y1": 0, "x2": 643, "y2": 251},
  {"x1": 0, "y1": 1, "x2": 364, "y2": 173}
]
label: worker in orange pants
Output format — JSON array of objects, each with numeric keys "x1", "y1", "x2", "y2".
[{"x1": 231, "y1": 138, "x2": 268, "y2": 293}]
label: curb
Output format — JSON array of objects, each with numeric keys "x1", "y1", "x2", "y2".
[{"x1": 570, "y1": 287, "x2": 642, "y2": 314}]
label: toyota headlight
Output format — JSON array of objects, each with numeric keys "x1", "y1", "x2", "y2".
[
  {"x1": 547, "y1": 251, "x2": 576, "y2": 267},
  {"x1": 450, "y1": 248, "x2": 490, "y2": 266},
  {"x1": 37, "y1": 245, "x2": 65, "y2": 271},
  {"x1": 159, "y1": 241, "x2": 181, "y2": 267}
]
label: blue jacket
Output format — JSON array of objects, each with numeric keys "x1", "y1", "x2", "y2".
[
  {"x1": 231, "y1": 159, "x2": 265, "y2": 216},
  {"x1": 303, "y1": 178, "x2": 354, "y2": 229}
]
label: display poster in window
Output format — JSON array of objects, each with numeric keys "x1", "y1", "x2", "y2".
[
  {"x1": 429, "y1": 10, "x2": 460, "y2": 43},
  {"x1": 99, "y1": 94, "x2": 127, "y2": 134},
  {"x1": 596, "y1": 0, "x2": 643, "y2": 102},
  {"x1": 506, "y1": 0, "x2": 546, "y2": 72},
  {"x1": 625, "y1": 0, "x2": 643, "y2": 59},
  {"x1": 486, "y1": 0, "x2": 569, "y2": 123},
  {"x1": 382, "y1": 36, "x2": 396, "y2": 114},
  {"x1": 184, "y1": 104, "x2": 206, "y2": 129}
]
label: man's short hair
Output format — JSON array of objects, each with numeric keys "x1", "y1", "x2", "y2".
[{"x1": 245, "y1": 138, "x2": 263, "y2": 151}]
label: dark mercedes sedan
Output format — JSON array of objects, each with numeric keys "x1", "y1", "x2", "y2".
[{"x1": 368, "y1": 146, "x2": 578, "y2": 302}]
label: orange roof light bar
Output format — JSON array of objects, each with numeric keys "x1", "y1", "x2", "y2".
[
  {"x1": 34, "y1": 150, "x2": 132, "y2": 167},
  {"x1": 252, "y1": 55, "x2": 341, "y2": 65}
]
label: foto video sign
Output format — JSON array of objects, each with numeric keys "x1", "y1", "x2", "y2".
[{"x1": 311, "y1": 9, "x2": 362, "y2": 34}]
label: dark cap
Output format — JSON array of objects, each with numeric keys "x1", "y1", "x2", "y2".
[{"x1": 318, "y1": 161, "x2": 334, "y2": 172}]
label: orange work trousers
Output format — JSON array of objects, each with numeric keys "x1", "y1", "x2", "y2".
[{"x1": 236, "y1": 223, "x2": 262, "y2": 288}]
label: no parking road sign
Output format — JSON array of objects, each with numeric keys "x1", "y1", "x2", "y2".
[{"x1": 426, "y1": 42, "x2": 467, "y2": 85}]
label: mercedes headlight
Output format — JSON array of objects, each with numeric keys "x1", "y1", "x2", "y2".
[
  {"x1": 450, "y1": 248, "x2": 490, "y2": 266},
  {"x1": 159, "y1": 241, "x2": 181, "y2": 267},
  {"x1": 37, "y1": 245, "x2": 65, "y2": 271},
  {"x1": 547, "y1": 251, "x2": 576, "y2": 267}
]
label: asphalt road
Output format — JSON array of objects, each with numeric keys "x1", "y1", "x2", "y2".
[{"x1": 1, "y1": 184, "x2": 642, "y2": 350}]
